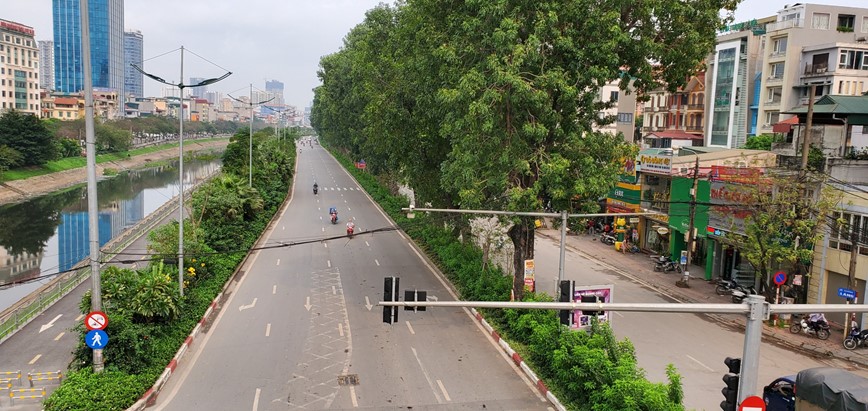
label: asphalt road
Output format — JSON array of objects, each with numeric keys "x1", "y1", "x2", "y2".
[
  {"x1": 531, "y1": 235, "x2": 861, "y2": 410},
  {"x1": 153, "y1": 139, "x2": 551, "y2": 410}
]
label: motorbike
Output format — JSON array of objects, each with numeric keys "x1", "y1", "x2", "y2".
[
  {"x1": 790, "y1": 314, "x2": 831, "y2": 340},
  {"x1": 715, "y1": 278, "x2": 740, "y2": 296},
  {"x1": 844, "y1": 322, "x2": 868, "y2": 350},
  {"x1": 346, "y1": 223, "x2": 355, "y2": 238},
  {"x1": 652, "y1": 255, "x2": 682, "y2": 273},
  {"x1": 330, "y1": 212, "x2": 338, "y2": 224},
  {"x1": 313, "y1": 186, "x2": 318, "y2": 195},
  {"x1": 600, "y1": 232, "x2": 617, "y2": 245},
  {"x1": 730, "y1": 284, "x2": 758, "y2": 303}
]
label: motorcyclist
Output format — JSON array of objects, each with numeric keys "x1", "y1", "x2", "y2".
[
  {"x1": 346, "y1": 221, "x2": 355, "y2": 236},
  {"x1": 329, "y1": 206, "x2": 338, "y2": 223},
  {"x1": 808, "y1": 313, "x2": 828, "y2": 330},
  {"x1": 313, "y1": 182, "x2": 318, "y2": 194}
]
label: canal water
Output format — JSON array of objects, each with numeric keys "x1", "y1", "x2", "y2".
[{"x1": 0, "y1": 159, "x2": 221, "y2": 312}]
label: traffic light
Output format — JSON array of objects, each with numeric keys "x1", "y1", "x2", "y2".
[
  {"x1": 559, "y1": 280, "x2": 572, "y2": 326},
  {"x1": 383, "y1": 276, "x2": 399, "y2": 324},
  {"x1": 581, "y1": 294, "x2": 603, "y2": 316},
  {"x1": 720, "y1": 356, "x2": 741, "y2": 411}
]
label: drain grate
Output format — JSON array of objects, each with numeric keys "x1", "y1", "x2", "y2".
[{"x1": 337, "y1": 374, "x2": 360, "y2": 386}]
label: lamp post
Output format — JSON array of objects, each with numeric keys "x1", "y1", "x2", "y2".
[
  {"x1": 229, "y1": 87, "x2": 274, "y2": 187},
  {"x1": 676, "y1": 146, "x2": 701, "y2": 287},
  {"x1": 132, "y1": 50, "x2": 230, "y2": 297}
]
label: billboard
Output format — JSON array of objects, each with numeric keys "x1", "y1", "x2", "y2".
[{"x1": 572, "y1": 284, "x2": 614, "y2": 330}]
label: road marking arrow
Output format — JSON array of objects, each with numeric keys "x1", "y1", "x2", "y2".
[
  {"x1": 39, "y1": 314, "x2": 62, "y2": 333},
  {"x1": 427, "y1": 295, "x2": 439, "y2": 302},
  {"x1": 238, "y1": 298, "x2": 258, "y2": 312},
  {"x1": 365, "y1": 296, "x2": 373, "y2": 311},
  {"x1": 304, "y1": 296, "x2": 312, "y2": 311}
]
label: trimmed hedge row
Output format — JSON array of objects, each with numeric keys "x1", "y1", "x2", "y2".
[
  {"x1": 42, "y1": 138, "x2": 296, "y2": 410},
  {"x1": 326, "y1": 145, "x2": 684, "y2": 410}
]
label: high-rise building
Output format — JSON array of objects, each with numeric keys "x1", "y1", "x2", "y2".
[
  {"x1": 0, "y1": 19, "x2": 41, "y2": 115},
  {"x1": 265, "y1": 79, "x2": 284, "y2": 105},
  {"x1": 124, "y1": 30, "x2": 143, "y2": 98},
  {"x1": 52, "y1": 0, "x2": 125, "y2": 94},
  {"x1": 189, "y1": 77, "x2": 207, "y2": 98},
  {"x1": 38, "y1": 40, "x2": 55, "y2": 91}
]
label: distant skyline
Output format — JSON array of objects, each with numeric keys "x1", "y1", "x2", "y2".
[{"x1": 5, "y1": 0, "x2": 868, "y2": 109}]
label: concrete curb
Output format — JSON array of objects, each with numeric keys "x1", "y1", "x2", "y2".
[
  {"x1": 536, "y1": 230, "x2": 868, "y2": 369},
  {"x1": 470, "y1": 308, "x2": 567, "y2": 411}
]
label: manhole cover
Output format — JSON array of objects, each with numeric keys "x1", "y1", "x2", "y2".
[{"x1": 337, "y1": 374, "x2": 360, "y2": 386}]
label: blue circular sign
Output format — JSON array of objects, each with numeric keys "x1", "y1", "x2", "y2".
[
  {"x1": 774, "y1": 271, "x2": 787, "y2": 286},
  {"x1": 85, "y1": 329, "x2": 108, "y2": 349}
]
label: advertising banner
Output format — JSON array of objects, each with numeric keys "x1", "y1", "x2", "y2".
[
  {"x1": 637, "y1": 153, "x2": 672, "y2": 175},
  {"x1": 572, "y1": 284, "x2": 614, "y2": 330}
]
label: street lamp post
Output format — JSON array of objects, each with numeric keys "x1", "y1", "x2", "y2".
[
  {"x1": 676, "y1": 146, "x2": 701, "y2": 287},
  {"x1": 229, "y1": 87, "x2": 274, "y2": 187},
  {"x1": 132, "y1": 51, "x2": 230, "y2": 297}
]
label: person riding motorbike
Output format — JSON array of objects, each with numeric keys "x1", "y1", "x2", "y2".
[
  {"x1": 346, "y1": 221, "x2": 355, "y2": 237},
  {"x1": 329, "y1": 207, "x2": 338, "y2": 224},
  {"x1": 808, "y1": 313, "x2": 828, "y2": 330},
  {"x1": 313, "y1": 182, "x2": 318, "y2": 195}
]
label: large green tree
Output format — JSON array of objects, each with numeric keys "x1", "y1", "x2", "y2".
[{"x1": 0, "y1": 109, "x2": 58, "y2": 166}]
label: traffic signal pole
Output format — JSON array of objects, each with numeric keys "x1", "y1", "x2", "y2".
[{"x1": 739, "y1": 295, "x2": 765, "y2": 404}]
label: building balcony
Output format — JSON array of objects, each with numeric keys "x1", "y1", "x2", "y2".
[
  {"x1": 764, "y1": 100, "x2": 782, "y2": 107},
  {"x1": 766, "y1": 76, "x2": 784, "y2": 85},
  {"x1": 765, "y1": 18, "x2": 804, "y2": 32},
  {"x1": 685, "y1": 125, "x2": 703, "y2": 132},
  {"x1": 804, "y1": 63, "x2": 829, "y2": 76},
  {"x1": 687, "y1": 104, "x2": 704, "y2": 111}
]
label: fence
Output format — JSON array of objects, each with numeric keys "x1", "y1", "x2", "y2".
[
  {"x1": 9, "y1": 387, "x2": 46, "y2": 405},
  {"x1": 27, "y1": 371, "x2": 62, "y2": 387},
  {"x1": 0, "y1": 170, "x2": 218, "y2": 344}
]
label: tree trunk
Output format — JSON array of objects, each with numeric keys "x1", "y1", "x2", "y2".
[{"x1": 508, "y1": 220, "x2": 535, "y2": 301}]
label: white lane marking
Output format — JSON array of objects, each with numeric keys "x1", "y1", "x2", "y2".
[
  {"x1": 54, "y1": 332, "x2": 65, "y2": 341},
  {"x1": 304, "y1": 296, "x2": 312, "y2": 311},
  {"x1": 686, "y1": 354, "x2": 715, "y2": 372},
  {"x1": 365, "y1": 241, "x2": 370, "y2": 247},
  {"x1": 436, "y1": 380, "x2": 451, "y2": 402},
  {"x1": 406, "y1": 321, "x2": 415, "y2": 335},
  {"x1": 272, "y1": 285, "x2": 277, "y2": 294},
  {"x1": 75, "y1": 314, "x2": 84, "y2": 322},
  {"x1": 282, "y1": 226, "x2": 285, "y2": 230},
  {"x1": 265, "y1": 323, "x2": 271, "y2": 337},
  {"x1": 344, "y1": 199, "x2": 347, "y2": 203},
  {"x1": 140, "y1": 255, "x2": 148, "y2": 260},
  {"x1": 327, "y1": 260, "x2": 331, "y2": 268},
  {"x1": 365, "y1": 296, "x2": 373, "y2": 310},
  {"x1": 398, "y1": 231, "x2": 406, "y2": 240},
  {"x1": 28, "y1": 354, "x2": 41, "y2": 365},
  {"x1": 375, "y1": 259, "x2": 380, "y2": 266},
  {"x1": 238, "y1": 298, "x2": 258, "y2": 311},
  {"x1": 252, "y1": 388, "x2": 261, "y2": 411},
  {"x1": 332, "y1": 285, "x2": 336, "y2": 295},
  {"x1": 350, "y1": 386, "x2": 358, "y2": 407},
  {"x1": 324, "y1": 242, "x2": 328, "y2": 248},
  {"x1": 348, "y1": 207, "x2": 351, "y2": 211},
  {"x1": 322, "y1": 227, "x2": 325, "y2": 232},
  {"x1": 338, "y1": 323, "x2": 344, "y2": 337},
  {"x1": 613, "y1": 311, "x2": 624, "y2": 318},
  {"x1": 411, "y1": 347, "x2": 443, "y2": 403},
  {"x1": 320, "y1": 216, "x2": 322, "y2": 221},
  {"x1": 276, "y1": 259, "x2": 280, "y2": 266}
]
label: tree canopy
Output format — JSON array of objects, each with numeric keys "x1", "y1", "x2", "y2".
[{"x1": 0, "y1": 109, "x2": 58, "y2": 166}]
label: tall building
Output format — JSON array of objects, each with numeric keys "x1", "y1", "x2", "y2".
[
  {"x1": 124, "y1": 30, "x2": 143, "y2": 98},
  {"x1": 265, "y1": 79, "x2": 284, "y2": 105},
  {"x1": 38, "y1": 40, "x2": 54, "y2": 91},
  {"x1": 0, "y1": 19, "x2": 41, "y2": 114},
  {"x1": 52, "y1": 0, "x2": 125, "y2": 94},
  {"x1": 189, "y1": 77, "x2": 207, "y2": 98}
]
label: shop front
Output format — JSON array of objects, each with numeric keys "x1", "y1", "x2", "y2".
[
  {"x1": 636, "y1": 151, "x2": 673, "y2": 255},
  {"x1": 668, "y1": 176, "x2": 711, "y2": 279},
  {"x1": 707, "y1": 167, "x2": 756, "y2": 285}
]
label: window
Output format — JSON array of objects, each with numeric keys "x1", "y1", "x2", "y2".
[
  {"x1": 767, "y1": 87, "x2": 782, "y2": 103},
  {"x1": 772, "y1": 37, "x2": 788, "y2": 54},
  {"x1": 863, "y1": 16, "x2": 868, "y2": 33},
  {"x1": 812, "y1": 12, "x2": 831, "y2": 29},
  {"x1": 838, "y1": 14, "x2": 855, "y2": 30},
  {"x1": 765, "y1": 111, "x2": 780, "y2": 126},
  {"x1": 839, "y1": 49, "x2": 868, "y2": 70},
  {"x1": 829, "y1": 212, "x2": 868, "y2": 256},
  {"x1": 770, "y1": 62, "x2": 785, "y2": 79},
  {"x1": 609, "y1": 90, "x2": 619, "y2": 102}
]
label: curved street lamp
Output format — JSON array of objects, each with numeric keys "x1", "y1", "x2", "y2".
[
  {"x1": 229, "y1": 85, "x2": 275, "y2": 187},
  {"x1": 131, "y1": 47, "x2": 231, "y2": 297}
]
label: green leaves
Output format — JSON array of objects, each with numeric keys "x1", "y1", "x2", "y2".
[{"x1": 0, "y1": 109, "x2": 58, "y2": 166}]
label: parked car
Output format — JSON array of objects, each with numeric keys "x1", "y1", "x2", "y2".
[{"x1": 763, "y1": 375, "x2": 796, "y2": 411}]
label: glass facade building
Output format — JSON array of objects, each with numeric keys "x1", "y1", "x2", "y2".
[
  {"x1": 707, "y1": 39, "x2": 749, "y2": 148},
  {"x1": 124, "y1": 30, "x2": 143, "y2": 98},
  {"x1": 52, "y1": 0, "x2": 124, "y2": 94}
]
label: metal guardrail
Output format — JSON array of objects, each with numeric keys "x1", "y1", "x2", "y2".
[{"x1": 0, "y1": 170, "x2": 218, "y2": 344}]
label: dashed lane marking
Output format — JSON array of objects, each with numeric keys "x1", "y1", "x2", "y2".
[
  {"x1": 29, "y1": 354, "x2": 41, "y2": 365},
  {"x1": 54, "y1": 332, "x2": 64, "y2": 341},
  {"x1": 406, "y1": 321, "x2": 415, "y2": 335},
  {"x1": 75, "y1": 314, "x2": 84, "y2": 322},
  {"x1": 265, "y1": 323, "x2": 271, "y2": 337},
  {"x1": 375, "y1": 259, "x2": 380, "y2": 266},
  {"x1": 273, "y1": 285, "x2": 277, "y2": 294},
  {"x1": 365, "y1": 241, "x2": 370, "y2": 247},
  {"x1": 686, "y1": 354, "x2": 715, "y2": 372},
  {"x1": 437, "y1": 380, "x2": 451, "y2": 402},
  {"x1": 276, "y1": 259, "x2": 280, "y2": 266},
  {"x1": 252, "y1": 388, "x2": 261, "y2": 411}
]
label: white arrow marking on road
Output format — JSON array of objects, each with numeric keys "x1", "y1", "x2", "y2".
[
  {"x1": 39, "y1": 314, "x2": 63, "y2": 333},
  {"x1": 304, "y1": 296, "x2": 312, "y2": 311},
  {"x1": 426, "y1": 295, "x2": 439, "y2": 302},
  {"x1": 365, "y1": 296, "x2": 373, "y2": 311},
  {"x1": 238, "y1": 298, "x2": 258, "y2": 312}
]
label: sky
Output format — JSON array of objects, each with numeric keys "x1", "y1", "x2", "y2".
[{"x1": 4, "y1": 0, "x2": 867, "y2": 110}]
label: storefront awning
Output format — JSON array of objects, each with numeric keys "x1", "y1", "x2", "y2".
[{"x1": 772, "y1": 116, "x2": 798, "y2": 133}]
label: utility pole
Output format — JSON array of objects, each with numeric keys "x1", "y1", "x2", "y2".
[{"x1": 80, "y1": 0, "x2": 103, "y2": 372}]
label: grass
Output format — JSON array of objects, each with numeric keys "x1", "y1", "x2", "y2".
[{"x1": 1, "y1": 137, "x2": 228, "y2": 182}]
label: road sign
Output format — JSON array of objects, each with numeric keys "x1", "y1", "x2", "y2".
[
  {"x1": 839, "y1": 288, "x2": 857, "y2": 300},
  {"x1": 85, "y1": 330, "x2": 108, "y2": 349},
  {"x1": 739, "y1": 395, "x2": 765, "y2": 411},
  {"x1": 85, "y1": 311, "x2": 108, "y2": 331},
  {"x1": 773, "y1": 271, "x2": 787, "y2": 286}
]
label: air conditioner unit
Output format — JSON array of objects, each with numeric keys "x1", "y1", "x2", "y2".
[{"x1": 857, "y1": 36, "x2": 867, "y2": 42}]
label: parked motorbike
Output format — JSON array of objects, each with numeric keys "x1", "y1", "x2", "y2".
[
  {"x1": 715, "y1": 278, "x2": 740, "y2": 296},
  {"x1": 730, "y1": 284, "x2": 758, "y2": 303},
  {"x1": 600, "y1": 232, "x2": 617, "y2": 245},
  {"x1": 844, "y1": 322, "x2": 868, "y2": 350},
  {"x1": 313, "y1": 185, "x2": 318, "y2": 195},
  {"x1": 652, "y1": 255, "x2": 682, "y2": 273},
  {"x1": 790, "y1": 313, "x2": 831, "y2": 340}
]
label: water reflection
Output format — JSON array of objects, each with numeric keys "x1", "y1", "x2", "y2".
[{"x1": 0, "y1": 160, "x2": 220, "y2": 311}]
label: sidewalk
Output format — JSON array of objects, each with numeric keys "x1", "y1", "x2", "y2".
[{"x1": 537, "y1": 228, "x2": 868, "y2": 368}]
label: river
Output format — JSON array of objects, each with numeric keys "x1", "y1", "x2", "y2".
[{"x1": 0, "y1": 159, "x2": 221, "y2": 312}]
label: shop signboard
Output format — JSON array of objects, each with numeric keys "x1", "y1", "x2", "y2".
[
  {"x1": 708, "y1": 180, "x2": 753, "y2": 236},
  {"x1": 606, "y1": 181, "x2": 641, "y2": 213},
  {"x1": 636, "y1": 153, "x2": 672, "y2": 175},
  {"x1": 572, "y1": 285, "x2": 614, "y2": 330}
]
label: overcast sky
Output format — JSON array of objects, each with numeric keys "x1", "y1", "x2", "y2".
[{"x1": 4, "y1": 0, "x2": 867, "y2": 109}]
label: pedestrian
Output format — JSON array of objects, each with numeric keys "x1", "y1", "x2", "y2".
[
  {"x1": 587, "y1": 219, "x2": 595, "y2": 236},
  {"x1": 631, "y1": 228, "x2": 639, "y2": 245}
]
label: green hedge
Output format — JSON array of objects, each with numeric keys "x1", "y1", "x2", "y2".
[
  {"x1": 325, "y1": 145, "x2": 684, "y2": 410},
  {"x1": 43, "y1": 136, "x2": 295, "y2": 410}
]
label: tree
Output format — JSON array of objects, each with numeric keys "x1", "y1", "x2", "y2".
[
  {"x1": 0, "y1": 145, "x2": 24, "y2": 172},
  {"x1": 0, "y1": 109, "x2": 58, "y2": 166},
  {"x1": 744, "y1": 134, "x2": 776, "y2": 150},
  {"x1": 95, "y1": 122, "x2": 132, "y2": 153}
]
